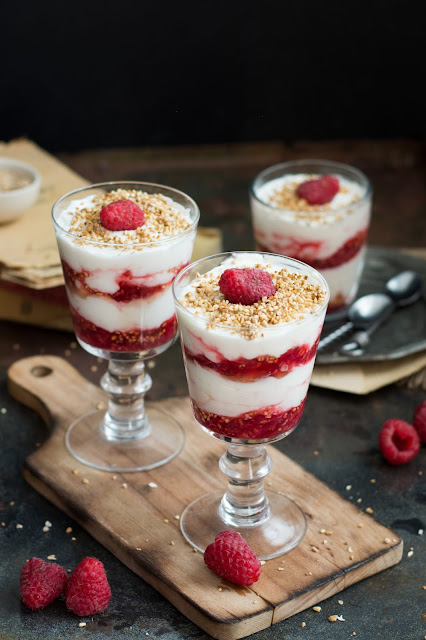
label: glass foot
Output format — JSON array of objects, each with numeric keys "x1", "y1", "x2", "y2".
[
  {"x1": 65, "y1": 406, "x2": 185, "y2": 472},
  {"x1": 180, "y1": 489, "x2": 307, "y2": 560}
]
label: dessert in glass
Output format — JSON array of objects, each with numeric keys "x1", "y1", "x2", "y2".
[
  {"x1": 52, "y1": 182, "x2": 199, "y2": 472},
  {"x1": 173, "y1": 251, "x2": 328, "y2": 559},
  {"x1": 250, "y1": 160, "x2": 372, "y2": 320}
]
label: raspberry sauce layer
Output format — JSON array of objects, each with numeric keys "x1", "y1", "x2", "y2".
[
  {"x1": 70, "y1": 307, "x2": 177, "y2": 352},
  {"x1": 256, "y1": 228, "x2": 368, "y2": 270},
  {"x1": 192, "y1": 397, "x2": 306, "y2": 440},
  {"x1": 62, "y1": 260, "x2": 188, "y2": 302},
  {"x1": 184, "y1": 335, "x2": 320, "y2": 381}
]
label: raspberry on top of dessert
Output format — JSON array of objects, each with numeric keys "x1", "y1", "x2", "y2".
[
  {"x1": 59, "y1": 188, "x2": 192, "y2": 247},
  {"x1": 179, "y1": 255, "x2": 327, "y2": 340},
  {"x1": 263, "y1": 173, "x2": 365, "y2": 222}
]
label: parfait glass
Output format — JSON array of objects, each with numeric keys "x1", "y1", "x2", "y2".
[
  {"x1": 173, "y1": 252, "x2": 329, "y2": 559},
  {"x1": 52, "y1": 181, "x2": 199, "y2": 472},
  {"x1": 250, "y1": 160, "x2": 372, "y2": 321}
]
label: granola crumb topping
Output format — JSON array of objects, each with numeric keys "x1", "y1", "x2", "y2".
[
  {"x1": 180, "y1": 264, "x2": 327, "y2": 339},
  {"x1": 65, "y1": 189, "x2": 191, "y2": 246}
]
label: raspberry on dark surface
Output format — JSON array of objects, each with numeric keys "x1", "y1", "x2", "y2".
[
  {"x1": 413, "y1": 400, "x2": 426, "y2": 444},
  {"x1": 378, "y1": 419, "x2": 420, "y2": 465},
  {"x1": 204, "y1": 530, "x2": 262, "y2": 586},
  {"x1": 20, "y1": 557, "x2": 68, "y2": 610},
  {"x1": 219, "y1": 268, "x2": 276, "y2": 305},
  {"x1": 66, "y1": 557, "x2": 111, "y2": 616},
  {"x1": 296, "y1": 175, "x2": 340, "y2": 205},
  {"x1": 100, "y1": 199, "x2": 145, "y2": 231}
]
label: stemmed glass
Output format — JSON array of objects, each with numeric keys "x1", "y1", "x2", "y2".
[
  {"x1": 52, "y1": 181, "x2": 199, "y2": 472},
  {"x1": 172, "y1": 252, "x2": 329, "y2": 559}
]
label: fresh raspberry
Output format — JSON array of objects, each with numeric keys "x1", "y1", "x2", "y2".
[
  {"x1": 219, "y1": 268, "x2": 276, "y2": 305},
  {"x1": 378, "y1": 419, "x2": 420, "y2": 465},
  {"x1": 66, "y1": 557, "x2": 111, "y2": 616},
  {"x1": 204, "y1": 530, "x2": 261, "y2": 586},
  {"x1": 296, "y1": 175, "x2": 340, "y2": 205},
  {"x1": 20, "y1": 557, "x2": 67, "y2": 610},
  {"x1": 413, "y1": 400, "x2": 426, "y2": 444},
  {"x1": 100, "y1": 199, "x2": 145, "y2": 231}
]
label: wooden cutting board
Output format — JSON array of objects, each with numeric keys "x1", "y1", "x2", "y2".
[{"x1": 8, "y1": 356, "x2": 403, "y2": 640}]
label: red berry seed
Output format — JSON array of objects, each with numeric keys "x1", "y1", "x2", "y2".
[
  {"x1": 20, "y1": 557, "x2": 68, "y2": 610},
  {"x1": 296, "y1": 175, "x2": 340, "y2": 205},
  {"x1": 204, "y1": 530, "x2": 262, "y2": 586},
  {"x1": 100, "y1": 199, "x2": 145, "y2": 231},
  {"x1": 66, "y1": 557, "x2": 111, "y2": 616},
  {"x1": 413, "y1": 400, "x2": 426, "y2": 444},
  {"x1": 378, "y1": 419, "x2": 420, "y2": 465},
  {"x1": 219, "y1": 268, "x2": 276, "y2": 305}
]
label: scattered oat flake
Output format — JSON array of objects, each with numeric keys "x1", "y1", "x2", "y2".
[
  {"x1": 217, "y1": 587, "x2": 223, "y2": 591},
  {"x1": 277, "y1": 567, "x2": 284, "y2": 571},
  {"x1": 384, "y1": 537, "x2": 391, "y2": 544},
  {"x1": 260, "y1": 560, "x2": 266, "y2": 565},
  {"x1": 418, "y1": 529, "x2": 424, "y2": 535},
  {"x1": 346, "y1": 485, "x2": 352, "y2": 491},
  {"x1": 73, "y1": 469, "x2": 80, "y2": 475},
  {"x1": 328, "y1": 615, "x2": 338, "y2": 622},
  {"x1": 370, "y1": 478, "x2": 376, "y2": 483},
  {"x1": 301, "y1": 621, "x2": 306, "y2": 627},
  {"x1": 1, "y1": 408, "x2": 7, "y2": 414},
  {"x1": 338, "y1": 599, "x2": 343, "y2": 605},
  {"x1": 82, "y1": 478, "x2": 89, "y2": 484},
  {"x1": 356, "y1": 498, "x2": 362, "y2": 503},
  {"x1": 112, "y1": 475, "x2": 117, "y2": 480},
  {"x1": 45, "y1": 520, "x2": 52, "y2": 527},
  {"x1": 64, "y1": 349, "x2": 71, "y2": 357},
  {"x1": 311, "y1": 546, "x2": 319, "y2": 553},
  {"x1": 349, "y1": 554, "x2": 354, "y2": 560},
  {"x1": 348, "y1": 546, "x2": 353, "y2": 553},
  {"x1": 71, "y1": 537, "x2": 76, "y2": 541},
  {"x1": 313, "y1": 450, "x2": 319, "y2": 455},
  {"x1": 147, "y1": 360, "x2": 156, "y2": 369},
  {"x1": 365, "y1": 507, "x2": 373, "y2": 514},
  {"x1": 42, "y1": 526, "x2": 49, "y2": 533},
  {"x1": 121, "y1": 483, "x2": 128, "y2": 489},
  {"x1": 174, "y1": 515, "x2": 180, "y2": 520},
  {"x1": 47, "y1": 554, "x2": 56, "y2": 560},
  {"x1": 357, "y1": 523, "x2": 364, "y2": 528},
  {"x1": 312, "y1": 606, "x2": 321, "y2": 612},
  {"x1": 163, "y1": 518, "x2": 169, "y2": 523},
  {"x1": 16, "y1": 524, "x2": 23, "y2": 529},
  {"x1": 1, "y1": 522, "x2": 5, "y2": 527},
  {"x1": 170, "y1": 540, "x2": 175, "y2": 546},
  {"x1": 78, "y1": 622, "x2": 87, "y2": 627},
  {"x1": 70, "y1": 341, "x2": 77, "y2": 349},
  {"x1": 90, "y1": 365, "x2": 98, "y2": 372},
  {"x1": 136, "y1": 547, "x2": 142, "y2": 551},
  {"x1": 66, "y1": 527, "x2": 72, "y2": 534},
  {"x1": 148, "y1": 482, "x2": 158, "y2": 488},
  {"x1": 407, "y1": 550, "x2": 414, "y2": 557},
  {"x1": 96, "y1": 402, "x2": 104, "y2": 410}
]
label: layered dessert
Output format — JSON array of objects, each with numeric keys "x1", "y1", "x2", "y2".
[
  {"x1": 53, "y1": 184, "x2": 199, "y2": 354},
  {"x1": 174, "y1": 253, "x2": 328, "y2": 441},
  {"x1": 250, "y1": 161, "x2": 372, "y2": 316}
]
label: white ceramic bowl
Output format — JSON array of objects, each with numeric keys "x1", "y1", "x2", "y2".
[{"x1": 0, "y1": 157, "x2": 41, "y2": 223}]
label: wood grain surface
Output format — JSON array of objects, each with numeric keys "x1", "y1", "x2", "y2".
[{"x1": 8, "y1": 356, "x2": 403, "y2": 640}]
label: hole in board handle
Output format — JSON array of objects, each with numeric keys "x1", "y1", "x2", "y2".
[{"x1": 31, "y1": 366, "x2": 53, "y2": 378}]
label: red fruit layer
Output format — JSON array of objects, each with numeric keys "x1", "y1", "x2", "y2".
[
  {"x1": 184, "y1": 335, "x2": 319, "y2": 381},
  {"x1": 70, "y1": 307, "x2": 176, "y2": 352},
  {"x1": 62, "y1": 260, "x2": 188, "y2": 303},
  {"x1": 192, "y1": 397, "x2": 306, "y2": 440},
  {"x1": 256, "y1": 228, "x2": 368, "y2": 270}
]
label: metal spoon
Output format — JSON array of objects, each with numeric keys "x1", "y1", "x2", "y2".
[
  {"x1": 340, "y1": 270, "x2": 423, "y2": 356},
  {"x1": 317, "y1": 270, "x2": 423, "y2": 352}
]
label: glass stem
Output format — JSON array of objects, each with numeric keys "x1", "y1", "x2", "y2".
[
  {"x1": 100, "y1": 359, "x2": 152, "y2": 441},
  {"x1": 219, "y1": 443, "x2": 272, "y2": 528}
]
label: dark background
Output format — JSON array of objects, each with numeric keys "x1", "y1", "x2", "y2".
[{"x1": 1, "y1": 0, "x2": 425, "y2": 152}]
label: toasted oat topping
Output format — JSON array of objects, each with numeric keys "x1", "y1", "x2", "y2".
[
  {"x1": 180, "y1": 265, "x2": 326, "y2": 339},
  {"x1": 0, "y1": 169, "x2": 32, "y2": 192},
  {"x1": 66, "y1": 189, "x2": 191, "y2": 245},
  {"x1": 268, "y1": 176, "x2": 358, "y2": 214}
]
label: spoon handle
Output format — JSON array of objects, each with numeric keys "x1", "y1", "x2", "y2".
[
  {"x1": 317, "y1": 321, "x2": 354, "y2": 350},
  {"x1": 340, "y1": 299, "x2": 396, "y2": 355}
]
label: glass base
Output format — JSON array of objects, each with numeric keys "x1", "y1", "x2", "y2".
[
  {"x1": 180, "y1": 489, "x2": 307, "y2": 560},
  {"x1": 65, "y1": 406, "x2": 185, "y2": 472}
]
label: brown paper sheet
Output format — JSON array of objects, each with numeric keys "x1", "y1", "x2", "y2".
[{"x1": 0, "y1": 139, "x2": 87, "y2": 270}]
